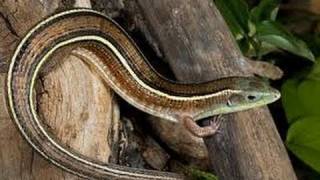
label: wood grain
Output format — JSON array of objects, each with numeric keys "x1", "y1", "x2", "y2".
[
  {"x1": 37, "y1": 48, "x2": 121, "y2": 164},
  {"x1": 135, "y1": 0, "x2": 297, "y2": 179}
]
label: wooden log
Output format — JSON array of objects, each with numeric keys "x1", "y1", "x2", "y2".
[{"x1": 134, "y1": 0, "x2": 297, "y2": 179}]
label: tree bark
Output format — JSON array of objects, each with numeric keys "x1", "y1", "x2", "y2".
[{"x1": 134, "y1": 0, "x2": 297, "y2": 179}]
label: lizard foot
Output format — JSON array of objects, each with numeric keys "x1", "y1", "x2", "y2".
[{"x1": 181, "y1": 115, "x2": 223, "y2": 138}]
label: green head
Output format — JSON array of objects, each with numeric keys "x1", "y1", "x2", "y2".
[
  {"x1": 224, "y1": 77, "x2": 280, "y2": 113},
  {"x1": 195, "y1": 77, "x2": 280, "y2": 120}
]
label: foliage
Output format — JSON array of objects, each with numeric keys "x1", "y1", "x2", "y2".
[
  {"x1": 282, "y1": 60, "x2": 320, "y2": 174},
  {"x1": 188, "y1": 167, "x2": 218, "y2": 180},
  {"x1": 215, "y1": 0, "x2": 315, "y2": 61},
  {"x1": 286, "y1": 117, "x2": 320, "y2": 173}
]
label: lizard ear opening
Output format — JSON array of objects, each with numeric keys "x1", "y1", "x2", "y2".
[{"x1": 227, "y1": 94, "x2": 245, "y2": 107}]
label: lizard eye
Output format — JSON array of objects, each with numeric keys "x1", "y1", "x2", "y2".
[{"x1": 247, "y1": 95, "x2": 256, "y2": 101}]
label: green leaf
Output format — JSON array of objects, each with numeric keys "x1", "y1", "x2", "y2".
[
  {"x1": 297, "y1": 79, "x2": 320, "y2": 116},
  {"x1": 251, "y1": 0, "x2": 280, "y2": 22},
  {"x1": 308, "y1": 60, "x2": 320, "y2": 80},
  {"x1": 256, "y1": 21, "x2": 315, "y2": 61},
  {"x1": 281, "y1": 78, "x2": 304, "y2": 124},
  {"x1": 215, "y1": 0, "x2": 250, "y2": 39},
  {"x1": 245, "y1": 40, "x2": 278, "y2": 57},
  {"x1": 189, "y1": 168, "x2": 218, "y2": 180},
  {"x1": 248, "y1": 21, "x2": 256, "y2": 37},
  {"x1": 257, "y1": 41, "x2": 278, "y2": 56},
  {"x1": 286, "y1": 117, "x2": 320, "y2": 173},
  {"x1": 282, "y1": 77, "x2": 320, "y2": 123}
]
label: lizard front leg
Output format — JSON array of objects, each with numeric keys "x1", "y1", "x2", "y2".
[{"x1": 180, "y1": 115, "x2": 223, "y2": 138}]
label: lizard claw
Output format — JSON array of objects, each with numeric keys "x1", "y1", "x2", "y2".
[{"x1": 180, "y1": 115, "x2": 223, "y2": 138}]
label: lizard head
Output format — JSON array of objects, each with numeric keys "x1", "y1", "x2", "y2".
[
  {"x1": 195, "y1": 77, "x2": 281, "y2": 120},
  {"x1": 225, "y1": 77, "x2": 281, "y2": 112}
]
